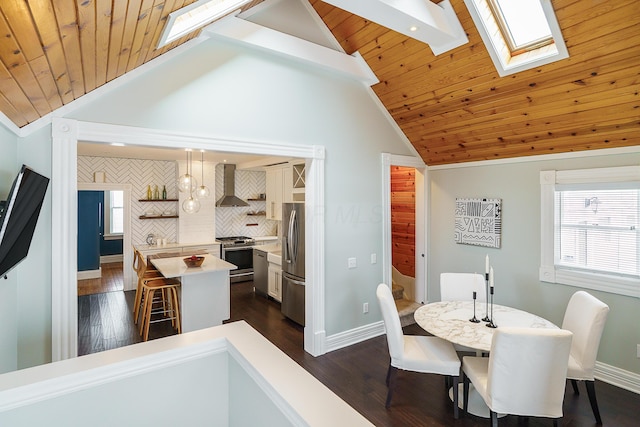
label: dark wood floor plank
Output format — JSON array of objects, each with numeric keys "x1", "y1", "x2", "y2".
[{"x1": 77, "y1": 274, "x2": 640, "y2": 427}]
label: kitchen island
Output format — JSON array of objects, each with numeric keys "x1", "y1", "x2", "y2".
[{"x1": 149, "y1": 254, "x2": 236, "y2": 333}]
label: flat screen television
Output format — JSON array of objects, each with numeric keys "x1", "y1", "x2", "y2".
[{"x1": 0, "y1": 165, "x2": 50, "y2": 277}]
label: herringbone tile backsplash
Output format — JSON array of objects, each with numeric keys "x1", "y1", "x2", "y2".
[
  {"x1": 215, "y1": 164, "x2": 277, "y2": 238},
  {"x1": 78, "y1": 157, "x2": 277, "y2": 245},
  {"x1": 78, "y1": 156, "x2": 179, "y2": 245}
]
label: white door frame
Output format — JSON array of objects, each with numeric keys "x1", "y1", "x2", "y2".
[
  {"x1": 51, "y1": 118, "x2": 326, "y2": 361},
  {"x1": 381, "y1": 153, "x2": 428, "y2": 303},
  {"x1": 77, "y1": 183, "x2": 133, "y2": 291}
]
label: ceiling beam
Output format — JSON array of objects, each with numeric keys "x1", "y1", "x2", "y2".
[
  {"x1": 322, "y1": 0, "x2": 468, "y2": 55},
  {"x1": 204, "y1": 14, "x2": 379, "y2": 85}
]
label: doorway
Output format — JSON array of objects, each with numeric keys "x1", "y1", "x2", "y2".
[
  {"x1": 51, "y1": 118, "x2": 325, "y2": 361},
  {"x1": 382, "y1": 153, "x2": 427, "y2": 305},
  {"x1": 77, "y1": 183, "x2": 133, "y2": 294}
]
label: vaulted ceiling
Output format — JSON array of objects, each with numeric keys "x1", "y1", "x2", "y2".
[{"x1": 0, "y1": 0, "x2": 638, "y2": 165}]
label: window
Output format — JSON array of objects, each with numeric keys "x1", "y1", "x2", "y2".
[
  {"x1": 540, "y1": 166, "x2": 640, "y2": 298},
  {"x1": 104, "y1": 191, "x2": 124, "y2": 238},
  {"x1": 488, "y1": 0, "x2": 553, "y2": 54},
  {"x1": 463, "y1": 0, "x2": 568, "y2": 76},
  {"x1": 157, "y1": 0, "x2": 252, "y2": 49}
]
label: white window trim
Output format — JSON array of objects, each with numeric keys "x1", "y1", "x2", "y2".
[
  {"x1": 103, "y1": 190, "x2": 124, "y2": 239},
  {"x1": 464, "y1": 0, "x2": 568, "y2": 76},
  {"x1": 540, "y1": 166, "x2": 640, "y2": 298}
]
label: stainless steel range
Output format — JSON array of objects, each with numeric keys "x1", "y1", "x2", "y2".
[{"x1": 217, "y1": 236, "x2": 256, "y2": 283}]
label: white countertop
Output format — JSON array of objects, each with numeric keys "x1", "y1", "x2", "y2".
[
  {"x1": 150, "y1": 254, "x2": 236, "y2": 278},
  {"x1": 135, "y1": 241, "x2": 220, "y2": 251},
  {"x1": 254, "y1": 236, "x2": 278, "y2": 242}
]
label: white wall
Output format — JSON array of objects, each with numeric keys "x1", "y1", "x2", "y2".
[
  {"x1": 5, "y1": 0, "x2": 414, "y2": 368},
  {"x1": 15, "y1": 126, "x2": 52, "y2": 369},
  {"x1": 428, "y1": 151, "x2": 640, "y2": 375},
  {"x1": 0, "y1": 126, "x2": 18, "y2": 373},
  {"x1": 65, "y1": 18, "x2": 413, "y2": 337}
]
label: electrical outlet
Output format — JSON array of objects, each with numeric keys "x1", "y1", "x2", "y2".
[
  {"x1": 348, "y1": 257, "x2": 357, "y2": 269},
  {"x1": 370, "y1": 253, "x2": 377, "y2": 264},
  {"x1": 363, "y1": 302, "x2": 369, "y2": 314}
]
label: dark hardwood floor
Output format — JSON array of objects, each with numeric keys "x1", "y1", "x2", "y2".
[{"x1": 78, "y1": 270, "x2": 640, "y2": 427}]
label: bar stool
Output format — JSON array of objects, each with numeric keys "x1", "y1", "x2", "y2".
[
  {"x1": 133, "y1": 251, "x2": 181, "y2": 341},
  {"x1": 139, "y1": 276, "x2": 181, "y2": 341},
  {"x1": 132, "y1": 248, "x2": 163, "y2": 323}
]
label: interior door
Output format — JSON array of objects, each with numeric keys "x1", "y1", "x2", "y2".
[{"x1": 77, "y1": 191, "x2": 102, "y2": 272}]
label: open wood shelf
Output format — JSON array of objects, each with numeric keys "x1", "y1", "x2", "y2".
[
  {"x1": 139, "y1": 215, "x2": 179, "y2": 220},
  {"x1": 138, "y1": 199, "x2": 178, "y2": 202}
]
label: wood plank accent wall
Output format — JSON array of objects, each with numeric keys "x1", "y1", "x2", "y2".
[{"x1": 391, "y1": 166, "x2": 415, "y2": 278}]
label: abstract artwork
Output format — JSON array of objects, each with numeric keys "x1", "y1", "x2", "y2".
[{"x1": 455, "y1": 198, "x2": 502, "y2": 248}]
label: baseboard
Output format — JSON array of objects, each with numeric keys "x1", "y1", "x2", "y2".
[
  {"x1": 100, "y1": 254, "x2": 123, "y2": 263},
  {"x1": 595, "y1": 361, "x2": 640, "y2": 395},
  {"x1": 77, "y1": 268, "x2": 101, "y2": 280},
  {"x1": 325, "y1": 320, "x2": 385, "y2": 353}
]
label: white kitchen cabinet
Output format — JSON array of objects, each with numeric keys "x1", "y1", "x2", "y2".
[
  {"x1": 268, "y1": 262, "x2": 282, "y2": 302},
  {"x1": 265, "y1": 164, "x2": 293, "y2": 221}
]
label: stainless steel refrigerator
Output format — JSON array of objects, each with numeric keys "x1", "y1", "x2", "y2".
[{"x1": 281, "y1": 202, "x2": 305, "y2": 326}]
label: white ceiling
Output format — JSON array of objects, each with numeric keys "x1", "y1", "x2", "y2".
[{"x1": 77, "y1": 141, "x2": 287, "y2": 168}]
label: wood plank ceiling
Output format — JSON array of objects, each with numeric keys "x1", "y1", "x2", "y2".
[{"x1": 0, "y1": 0, "x2": 638, "y2": 166}]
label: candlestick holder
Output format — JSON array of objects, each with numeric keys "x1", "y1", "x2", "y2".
[
  {"x1": 482, "y1": 272, "x2": 490, "y2": 322},
  {"x1": 469, "y1": 291, "x2": 480, "y2": 323},
  {"x1": 486, "y1": 287, "x2": 497, "y2": 328}
]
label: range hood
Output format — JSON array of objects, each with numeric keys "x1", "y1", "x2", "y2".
[{"x1": 215, "y1": 164, "x2": 249, "y2": 207}]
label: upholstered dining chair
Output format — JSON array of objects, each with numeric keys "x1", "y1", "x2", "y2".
[
  {"x1": 376, "y1": 283, "x2": 461, "y2": 418},
  {"x1": 440, "y1": 272, "x2": 486, "y2": 302},
  {"x1": 440, "y1": 272, "x2": 486, "y2": 354},
  {"x1": 462, "y1": 327, "x2": 573, "y2": 427},
  {"x1": 562, "y1": 291, "x2": 609, "y2": 425}
]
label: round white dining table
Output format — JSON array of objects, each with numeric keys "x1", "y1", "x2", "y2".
[
  {"x1": 414, "y1": 300, "x2": 557, "y2": 353},
  {"x1": 414, "y1": 300, "x2": 558, "y2": 417}
]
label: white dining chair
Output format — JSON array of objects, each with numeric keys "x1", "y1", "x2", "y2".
[
  {"x1": 376, "y1": 283, "x2": 462, "y2": 417},
  {"x1": 462, "y1": 327, "x2": 573, "y2": 427},
  {"x1": 440, "y1": 272, "x2": 486, "y2": 354},
  {"x1": 440, "y1": 272, "x2": 486, "y2": 302},
  {"x1": 562, "y1": 291, "x2": 609, "y2": 425}
]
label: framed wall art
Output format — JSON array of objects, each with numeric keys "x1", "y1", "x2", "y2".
[{"x1": 455, "y1": 198, "x2": 502, "y2": 248}]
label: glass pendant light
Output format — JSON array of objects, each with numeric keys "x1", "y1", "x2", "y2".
[
  {"x1": 182, "y1": 193, "x2": 201, "y2": 213},
  {"x1": 196, "y1": 150, "x2": 210, "y2": 198},
  {"x1": 177, "y1": 150, "x2": 197, "y2": 193}
]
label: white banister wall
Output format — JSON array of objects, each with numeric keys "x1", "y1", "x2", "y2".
[{"x1": 0, "y1": 322, "x2": 372, "y2": 426}]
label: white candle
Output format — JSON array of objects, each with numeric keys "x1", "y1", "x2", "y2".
[
  {"x1": 489, "y1": 266, "x2": 494, "y2": 287},
  {"x1": 485, "y1": 254, "x2": 490, "y2": 274}
]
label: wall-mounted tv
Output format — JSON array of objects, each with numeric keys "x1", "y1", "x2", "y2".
[{"x1": 0, "y1": 165, "x2": 50, "y2": 277}]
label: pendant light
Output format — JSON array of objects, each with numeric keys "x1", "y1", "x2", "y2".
[
  {"x1": 196, "y1": 150, "x2": 210, "y2": 198},
  {"x1": 182, "y1": 192, "x2": 201, "y2": 213},
  {"x1": 180, "y1": 149, "x2": 200, "y2": 214},
  {"x1": 177, "y1": 150, "x2": 197, "y2": 193}
]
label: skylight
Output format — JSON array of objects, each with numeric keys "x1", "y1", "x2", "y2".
[
  {"x1": 489, "y1": 0, "x2": 552, "y2": 53},
  {"x1": 464, "y1": 0, "x2": 568, "y2": 76},
  {"x1": 157, "y1": 0, "x2": 252, "y2": 49}
]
